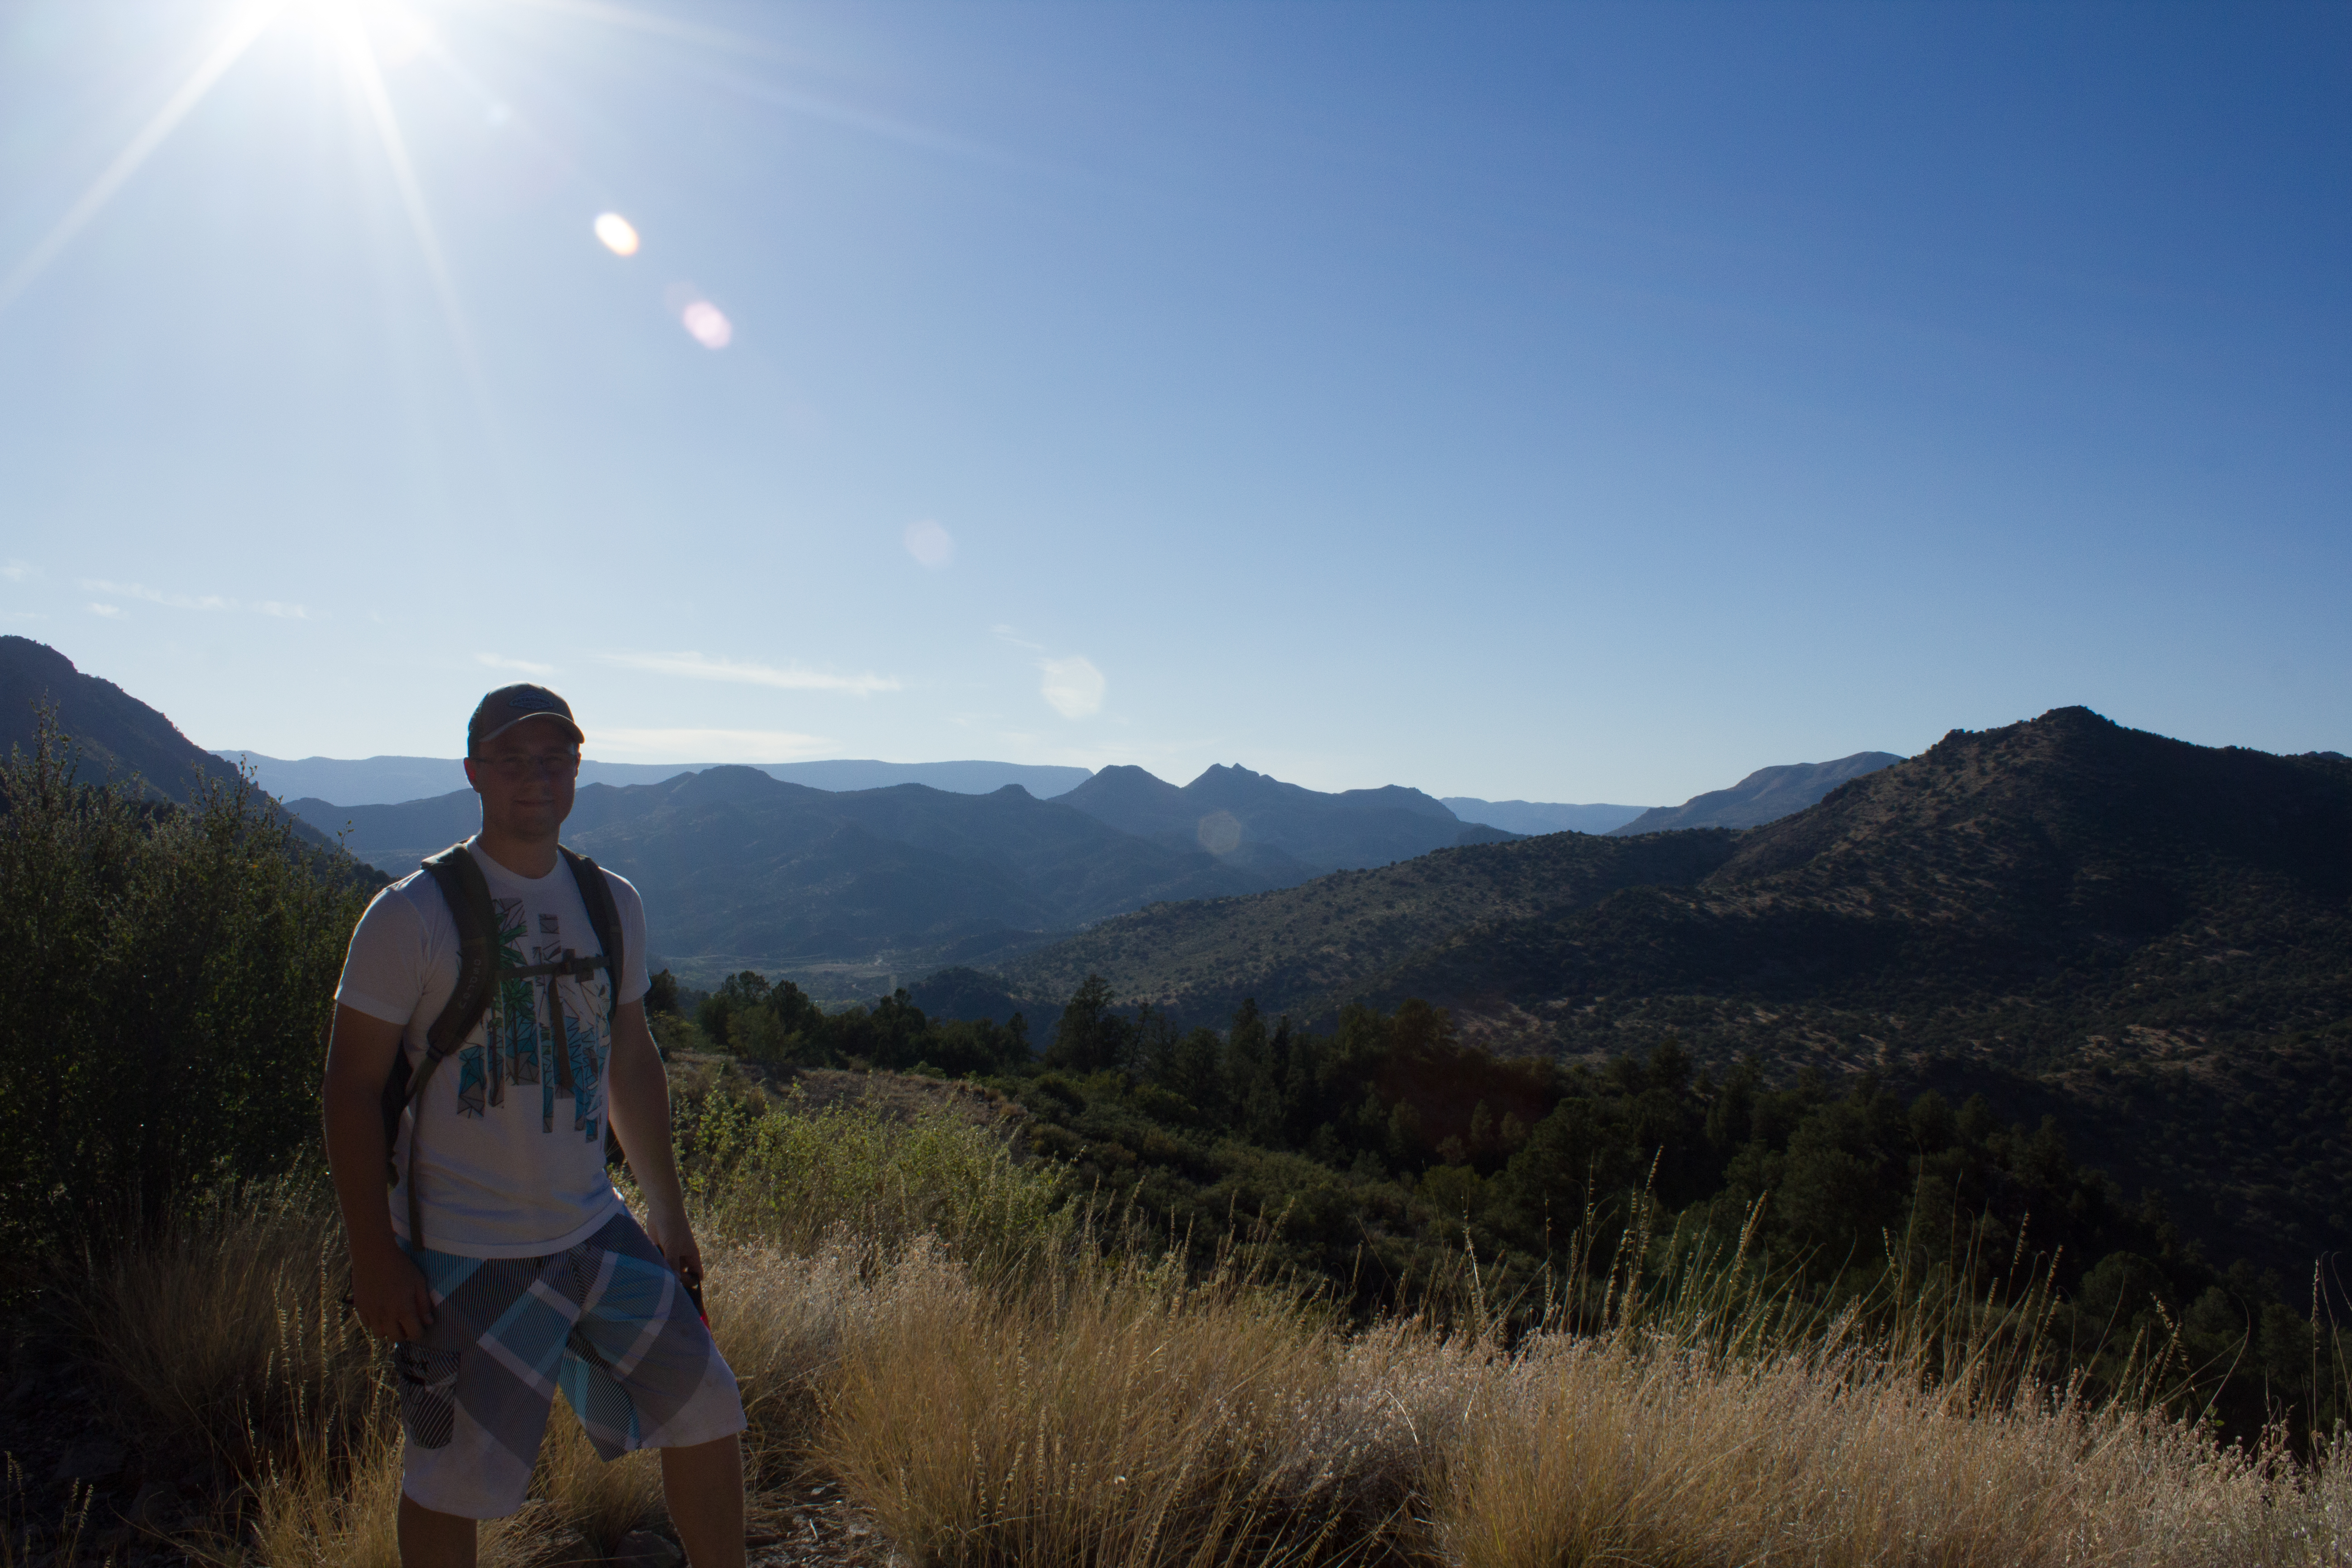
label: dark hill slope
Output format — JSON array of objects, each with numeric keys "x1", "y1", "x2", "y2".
[
  {"x1": 1384, "y1": 709, "x2": 2351, "y2": 1019},
  {"x1": 997, "y1": 828, "x2": 1740, "y2": 1025},
  {"x1": 1357, "y1": 709, "x2": 2352, "y2": 1269},
  {"x1": 1, "y1": 636, "x2": 245, "y2": 803},
  {"x1": 1607, "y1": 751, "x2": 1902, "y2": 835},
  {"x1": 306, "y1": 767, "x2": 1279, "y2": 975}
]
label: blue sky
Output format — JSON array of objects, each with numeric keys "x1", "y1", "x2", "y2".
[{"x1": 2, "y1": 0, "x2": 2345, "y2": 805}]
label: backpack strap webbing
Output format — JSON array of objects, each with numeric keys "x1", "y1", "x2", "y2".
[
  {"x1": 560, "y1": 847, "x2": 623, "y2": 1037},
  {"x1": 385, "y1": 843, "x2": 502, "y2": 1252}
]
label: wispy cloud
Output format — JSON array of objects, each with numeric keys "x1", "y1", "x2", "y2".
[
  {"x1": 2, "y1": 560, "x2": 34, "y2": 583},
  {"x1": 87, "y1": 603, "x2": 121, "y2": 618},
  {"x1": 991, "y1": 625, "x2": 1045, "y2": 654},
  {"x1": 477, "y1": 652, "x2": 558, "y2": 677},
  {"x1": 1040, "y1": 655, "x2": 1107, "y2": 719},
  {"x1": 592, "y1": 727, "x2": 833, "y2": 762},
  {"x1": 79, "y1": 579, "x2": 314, "y2": 619},
  {"x1": 601, "y1": 650, "x2": 900, "y2": 696}
]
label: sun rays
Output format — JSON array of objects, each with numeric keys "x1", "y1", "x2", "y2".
[
  {"x1": 0, "y1": 1, "x2": 285, "y2": 314},
  {"x1": 0, "y1": 0, "x2": 926, "y2": 377}
]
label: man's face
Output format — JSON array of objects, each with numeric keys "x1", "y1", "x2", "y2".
[{"x1": 464, "y1": 717, "x2": 579, "y2": 839}]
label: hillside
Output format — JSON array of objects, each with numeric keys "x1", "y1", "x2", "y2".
[
  {"x1": 1061, "y1": 762, "x2": 1516, "y2": 873},
  {"x1": 1000, "y1": 709, "x2": 2352, "y2": 1270},
  {"x1": 1606, "y1": 750, "x2": 1902, "y2": 833},
  {"x1": 2, "y1": 636, "x2": 246, "y2": 802},
  {"x1": 301, "y1": 767, "x2": 1285, "y2": 978},
  {"x1": 997, "y1": 829, "x2": 1740, "y2": 1024}
]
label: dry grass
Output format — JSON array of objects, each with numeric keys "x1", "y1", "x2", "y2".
[
  {"x1": 819, "y1": 1243, "x2": 1372, "y2": 1567},
  {"x1": 1435, "y1": 1326, "x2": 2347, "y2": 1568},
  {"x1": 50, "y1": 1113, "x2": 2352, "y2": 1568},
  {"x1": 74, "y1": 1175, "x2": 377, "y2": 1469}
]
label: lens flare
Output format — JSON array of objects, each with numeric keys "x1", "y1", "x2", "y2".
[
  {"x1": 593, "y1": 212, "x2": 640, "y2": 256},
  {"x1": 681, "y1": 299, "x2": 732, "y2": 349},
  {"x1": 904, "y1": 519, "x2": 954, "y2": 568}
]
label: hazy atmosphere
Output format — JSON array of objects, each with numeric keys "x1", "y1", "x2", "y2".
[{"x1": 3, "y1": 0, "x2": 2346, "y2": 800}]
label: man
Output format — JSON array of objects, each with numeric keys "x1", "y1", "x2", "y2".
[{"x1": 323, "y1": 685, "x2": 745, "y2": 1568}]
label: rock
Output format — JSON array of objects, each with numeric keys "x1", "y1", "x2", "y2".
[
  {"x1": 612, "y1": 1529, "x2": 684, "y2": 1568},
  {"x1": 53, "y1": 1435, "x2": 125, "y2": 1481}
]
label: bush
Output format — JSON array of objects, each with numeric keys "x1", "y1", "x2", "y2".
[
  {"x1": 675, "y1": 1087, "x2": 1064, "y2": 1267},
  {"x1": 0, "y1": 721, "x2": 371, "y2": 1266}
]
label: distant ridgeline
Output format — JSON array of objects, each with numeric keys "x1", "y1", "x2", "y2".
[
  {"x1": 220, "y1": 752, "x2": 1096, "y2": 807},
  {"x1": 999, "y1": 709, "x2": 2352, "y2": 1276},
  {"x1": 290, "y1": 760, "x2": 1532, "y2": 979}
]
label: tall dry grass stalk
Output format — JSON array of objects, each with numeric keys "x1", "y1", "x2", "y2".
[
  {"x1": 1434, "y1": 1326, "x2": 2349, "y2": 1568},
  {"x1": 75, "y1": 1175, "x2": 377, "y2": 1469},
  {"x1": 816, "y1": 1240, "x2": 1449, "y2": 1567},
  {"x1": 533, "y1": 1400, "x2": 664, "y2": 1561}
]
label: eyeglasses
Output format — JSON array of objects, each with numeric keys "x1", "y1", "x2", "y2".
[{"x1": 476, "y1": 751, "x2": 580, "y2": 781}]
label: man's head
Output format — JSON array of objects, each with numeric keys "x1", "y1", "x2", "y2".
[{"x1": 464, "y1": 684, "x2": 583, "y2": 846}]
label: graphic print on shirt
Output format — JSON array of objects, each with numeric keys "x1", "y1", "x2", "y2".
[
  {"x1": 556, "y1": 984, "x2": 606, "y2": 1142},
  {"x1": 489, "y1": 896, "x2": 543, "y2": 1116},
  {"x1": 447, "y1": 887, "x2": 610, "y2": 1137},
  {"x1": 529, "y1": 910, "x2": 611, "y2": 1139}
]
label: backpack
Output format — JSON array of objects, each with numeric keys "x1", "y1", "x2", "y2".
[{"x1": 379, "y1": 841, "x2": 625, "y2": 1252}]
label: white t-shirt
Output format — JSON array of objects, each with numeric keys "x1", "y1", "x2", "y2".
[{"x1": 336, "y1": 837, "x2": 651, "y2": 1258}]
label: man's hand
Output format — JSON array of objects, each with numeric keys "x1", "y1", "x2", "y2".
[
  {"x1": 323, "y1": 1003, "x2": 441, "y2": 1342},
  {"x1": 643, "y1": 1201, "x2": 706, "y2": 1289},
  {"x1": 350, "y1": 1234, "x2": 437, "y2": 1342},
  {"x1": 605, "y1": 999, "x2": 706, "y2": 1294}
]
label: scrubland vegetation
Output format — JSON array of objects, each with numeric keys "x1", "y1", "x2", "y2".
[{"x1": 5, "y1": 727, "x2": 2352, "y2": 1564}]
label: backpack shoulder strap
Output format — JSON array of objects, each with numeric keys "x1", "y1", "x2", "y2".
[
  {"x1": 421, "y1": 843, "x2": 500, "y2": 1059},
  {"x1": 560, "y1": 846, "x2": 623, "y2": 1027},
  {"x1": 392, "y1": 841, "x2": 502, "y2": 1250}
]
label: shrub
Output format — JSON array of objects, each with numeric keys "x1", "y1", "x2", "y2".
[
  {"x1": 0, "y1": 721, "x2": 370, "y2": 1267},
  {"x1": 676, "y1": 1087, "x2": 1064, "y2": 1267}
]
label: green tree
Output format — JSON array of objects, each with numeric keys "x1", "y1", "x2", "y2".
[
  {"x1": 0, "y1": 718, "x2": 372, "y2": 1261},
  {"x1": 1045, "y1": 974, "x2": 1130, "y2": 1074}
]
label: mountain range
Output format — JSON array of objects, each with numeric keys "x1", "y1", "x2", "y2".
[
  {"x1": 217, "y1": 751, "x2": 1093, "y2": 806},
  {"x1": 1000, "y1": 710, "x2": 2352, "y2": 1272},
  {"x1": 1059, "y1": 764, "x2": 1517, "y2": 877},
  {"x1": 295, "y1": 768, "x2": 1283, "y2": 975},
  {"x1": 292, "y1": 763, "x2": 1531, "y2": 976}
]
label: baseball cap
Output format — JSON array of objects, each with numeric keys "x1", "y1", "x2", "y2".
[{"x1": 467, "y1": 684, "x2": 586, "y2": 753}]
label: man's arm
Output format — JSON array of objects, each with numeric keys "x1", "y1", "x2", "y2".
[
  {"x1": 604, "y1": 999, "x2": 704, "y2": 1284},
  {"x1": 322, "y1": 1004, "x2": 436, "y2": 1341}
]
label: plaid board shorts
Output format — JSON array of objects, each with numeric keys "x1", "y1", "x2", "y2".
[{"x1": 393, "y1": 1210, "x2": 746, "y2": 1519}]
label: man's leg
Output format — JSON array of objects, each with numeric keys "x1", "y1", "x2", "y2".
[
  {"x1": 397, "y1": 1494, "x2": 478, "y2": 1568},
  {"x1": 660, "y1": 1433, "x2": 745, "y2": 1568}
]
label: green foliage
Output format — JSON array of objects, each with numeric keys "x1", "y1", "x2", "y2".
[
  {"x1": 993, "y1": 977, "x2": 2352, "y2": 1446},
  {"x1": 0, "y1": 717, "x2": 372, "y2": 1264},
  {"x1": 690, "y1": 968, "x2": 1031, "y2": 1078},
  {"x1": 672, "y1": 1087, "x2": 1064, "y2": 1265}
]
